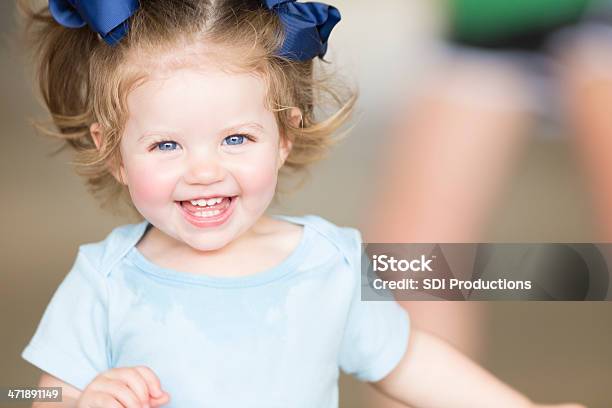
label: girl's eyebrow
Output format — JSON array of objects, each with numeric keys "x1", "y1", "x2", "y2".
[
  {"x1": 137, "y1": 122, "x2": 265, "y2": 142},
  {"x1": 220, "y1": 122, "x2": 265, "y2": 134},
  {"x1": 137, "y1": 130, "x2": 178, "y2": 142}
]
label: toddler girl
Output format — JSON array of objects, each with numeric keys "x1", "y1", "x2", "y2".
[{"x1": 20, "y1": 0, "x2": 585, "y2": 407}]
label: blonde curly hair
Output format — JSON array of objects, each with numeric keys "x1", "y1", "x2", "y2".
[{"x1": 18, "y1": 0, "x2": 356, "y2": 214}]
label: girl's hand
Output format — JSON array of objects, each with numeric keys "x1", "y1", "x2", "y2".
[
  {"x1": 533, "y1": 404, "x2": 586, "y2": 408},
  {"x1": 77, "y1": 366, "x2": 170, "y2": 408}
]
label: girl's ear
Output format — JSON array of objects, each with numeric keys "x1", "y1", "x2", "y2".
[
  {"x1": 90, "y1": 122, "x2": 103, "y2": 150},
  {"x1": 90, "y1": 123, "x2": 128, "y2": 185},
  {"x1": 289, "y1": 107, "x2": 303, "y2": 128}
]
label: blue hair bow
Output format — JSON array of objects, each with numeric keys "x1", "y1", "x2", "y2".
[
  {"x1": 264, "y1": 0, "x2": 341, "y2": 61},
  {"x1": 49, "y1": 0, "x2": 138, "y2": 46},
  {"x1": 48, "y1": 0, "x2": 341, "y2": 60}
]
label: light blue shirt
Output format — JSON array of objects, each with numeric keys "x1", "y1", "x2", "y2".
[{"x1": 22, "y1": 215, "x2": 410, "y2": 407}]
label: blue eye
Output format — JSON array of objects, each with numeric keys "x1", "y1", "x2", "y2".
[
  {"x1": 223, "y1": 135, "x2": 246, "y2": 146},
  {"x1": 155, "y1": 141, "x2": 179, "y2": 151}
]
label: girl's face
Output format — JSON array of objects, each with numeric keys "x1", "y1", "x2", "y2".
[{"x1": 108, "y1": 68, "x2": 293, "y2": 252}]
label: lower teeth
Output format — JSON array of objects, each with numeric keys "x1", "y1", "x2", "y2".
[{"x1": 194, "y1": 209, "x2": 222, "y2": 217}]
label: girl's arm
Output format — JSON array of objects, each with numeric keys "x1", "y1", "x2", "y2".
[{"x1": 372, "y1": 328, "x2": 585, "y2": 408}]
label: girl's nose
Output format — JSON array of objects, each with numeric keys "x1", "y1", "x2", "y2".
[{"x1": 183, "y1": 151, "x2": 226, "y2": 185}]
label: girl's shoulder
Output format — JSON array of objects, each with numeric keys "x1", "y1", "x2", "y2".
[
  {"x1": 274, "y1": 214, "x2": 361, "y2": 243},
  {"x1": 78, "y1": 221, "x2": 149, "y2": 277},
  {"x1": 272, "y1": 214, "x2": 363, "y2": 267}
]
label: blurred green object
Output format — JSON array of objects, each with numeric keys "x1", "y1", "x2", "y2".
[{"x1": 450, "y1": 0, "x2": 592, "y2": 45}]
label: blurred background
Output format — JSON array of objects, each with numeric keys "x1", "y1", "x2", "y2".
[{"x1": 1, "y1": 0, "x2": 611, "y2": 407}]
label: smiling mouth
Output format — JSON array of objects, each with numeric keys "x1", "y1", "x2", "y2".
[{"x1": 178, "y1": 196, "x2": 235, "y2": 218}]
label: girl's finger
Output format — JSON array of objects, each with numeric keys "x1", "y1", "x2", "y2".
[
  {"x1": 105, "y1": 381, "x2": 143, "y2": 408},
  {"x1": 134, "y1": 366, "x2": 165, "y2": 398},
  {"x1": 149, "y1": 391, "x2": 171, "y2": 407},
  {"x1": 85, "y1": 391, "x2": 123, "y2": 408},
  {"x1": 101, "y1": 368, "x2": 150, "y2": 405}
]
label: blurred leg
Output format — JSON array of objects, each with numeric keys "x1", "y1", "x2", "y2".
[
  {"x1": 557, "y1": 26, "x2": 612, "y2": 240},
  {"x1": 362, "y1": 56, "x2": 532, "y2": 407},
  {"x1": 365, "y1": 57, "x2": 532, "y2": 242}
]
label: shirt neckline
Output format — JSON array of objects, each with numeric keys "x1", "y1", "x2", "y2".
[{"x1": 125, "y1": 215, "x2": 312, "y2": 288}]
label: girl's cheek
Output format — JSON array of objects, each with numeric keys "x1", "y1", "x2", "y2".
[
  {"x1": 125, "y1": 161, "x2": 180, "y2": 205},
  {"x1": 231, "y1": 154, "x2": 279, "y2": 199}
]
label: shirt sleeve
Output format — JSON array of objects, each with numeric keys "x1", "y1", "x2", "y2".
[
  {"x1": 338, "y1": 228, "x2": 411, "y2": 382},
  {"x1": 22, "y1": 250, "x2": 110, "y2": 390}
]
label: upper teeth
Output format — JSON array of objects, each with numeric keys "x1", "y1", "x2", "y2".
[{"x1": 190, "y1": 197, "x2": 224, "y2": 206}]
